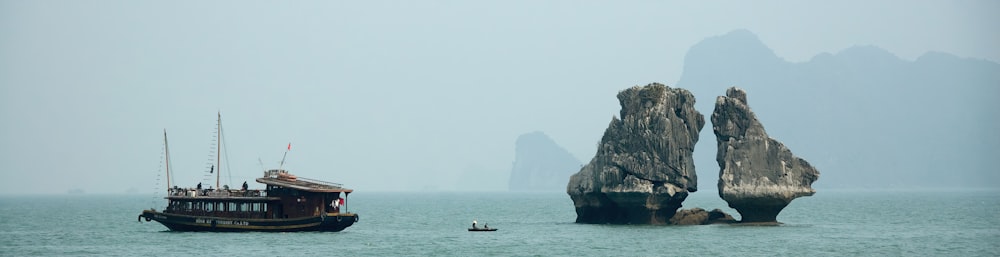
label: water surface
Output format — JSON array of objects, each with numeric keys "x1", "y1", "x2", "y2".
[{"x1": 1, "y1": 190, "x2": 997, "y2": 256}]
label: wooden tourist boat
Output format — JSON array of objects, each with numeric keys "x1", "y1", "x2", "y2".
[{"x1": 138, "y1": 113, "x2": 358, "y2": 232}]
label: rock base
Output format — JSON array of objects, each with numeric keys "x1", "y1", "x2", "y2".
[
  {"x1": 729, "y1": 202, "x2": 787, "y2": 223},
  {"x1": 570, "y1": 192, "x2": 686, "y2": 225}
]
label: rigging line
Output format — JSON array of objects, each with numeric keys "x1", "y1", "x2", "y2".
[
  {"x1": 203, "y1": 123, "x2": 217, "y2": 186},
  {"x1": 155, "y1": 143, "x2": 166, "y2": 209},
  {"x1": 154, "y1": 167, "x2": 160, "y2": 208}
]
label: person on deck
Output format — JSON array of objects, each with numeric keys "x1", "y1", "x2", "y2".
[{"x1": 241, "y1": 181, "x2": 248, "y2": 191}]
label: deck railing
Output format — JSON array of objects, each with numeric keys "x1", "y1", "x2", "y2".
[{"x1": 168, "y1": 188, "x2": 267, "y2": 197}]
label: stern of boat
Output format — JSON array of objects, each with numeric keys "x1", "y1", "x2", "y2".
[{"x1": 320, "y1": 212, "x2": 359, "y2": 232}]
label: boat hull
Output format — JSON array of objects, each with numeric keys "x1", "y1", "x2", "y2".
[{"x1": 140, "y1": 210, "x2": 358, "y2": 232}]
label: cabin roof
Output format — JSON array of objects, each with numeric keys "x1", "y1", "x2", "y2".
[{"x1": 256, "y1": 177, "x2": 354, "y2": 193}]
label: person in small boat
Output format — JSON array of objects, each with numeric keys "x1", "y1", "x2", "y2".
[
  {"x1": 484, "y1": 223, "x2": 489, "y2": 229},
  {"x1": 472, "y1": 220, "x2": 478, "y2": 229}
]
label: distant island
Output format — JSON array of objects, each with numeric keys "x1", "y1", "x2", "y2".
[
  {"x1": 678, "y1": 29, "x2": 1000, "y2": 189},
  {"x1": 508, "y1": 131, "x2": 582, "y2": 192}
]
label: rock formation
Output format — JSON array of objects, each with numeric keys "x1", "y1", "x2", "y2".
[
  {"x1": 713, "y1": 87, "x2": 820, "y2": 223},
  {"x1": 669, "y1": 208, "x2": 736, "y2": 225},
  {"x1": 508, "y1": 131, "x2": 583, "y2": 191},
  {"x1": 567, "y1": 83, "x2": 704, "y2": 224}
]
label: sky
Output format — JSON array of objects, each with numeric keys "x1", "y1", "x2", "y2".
[{"x1": 1, "y1": 1, "x2": 997, "y2": 194}]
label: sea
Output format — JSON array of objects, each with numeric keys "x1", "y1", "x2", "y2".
[{"x1": 1, "y1": 189, "x2": 998, "y2": 256}]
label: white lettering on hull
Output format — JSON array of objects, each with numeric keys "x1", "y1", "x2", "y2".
[{"x1": 195, "y1": 218, "x2": 249, "y2": 226}]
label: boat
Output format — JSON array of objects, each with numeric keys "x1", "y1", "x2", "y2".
[
  {"x1": 468, "y1": 221, "x2": 497, "y2": 232},
  {"x1": 138, "y1": 113, "x2": 358, "y2": 232}
]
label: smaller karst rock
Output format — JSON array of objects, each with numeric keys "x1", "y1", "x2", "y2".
[
  {"x1": 712, "y1": 87, "x2": 820, "y2": 223},
  {"x1": 668, "y1": 208, "x2": 737, "y2": 225}
]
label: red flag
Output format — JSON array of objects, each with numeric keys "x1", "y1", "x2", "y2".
[{"x1": 287, "y1": 143, "x2": 291, "y2": 151}]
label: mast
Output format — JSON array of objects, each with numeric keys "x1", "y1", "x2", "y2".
[
  {"x1": 164, "y1": 129, "x2": 172, "y2": 191},
  {"x1": 216, "y1": 112, "x2": 222, "y2": 190},
  {"x1": 279, "y1": 143, "x2": 290, "y2": 170}
]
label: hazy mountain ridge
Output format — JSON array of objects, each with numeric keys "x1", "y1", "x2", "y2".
[
  {"x1": 508, "y1": 131, "x2": 582, "y2": 191},
  {"x1": 678, "y1": 29, "x2": 1000, "y2": 189}
]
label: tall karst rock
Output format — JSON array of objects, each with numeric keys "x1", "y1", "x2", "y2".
[
  {"x1": 508, "y1": 131, "x2": 583, "y2": 191},
  {"x1": 567, "y1": 83, "x2": 704, "y2": 224},
  {"x1": 713, "y1": 87, "x2": 819, "y2": 223}
]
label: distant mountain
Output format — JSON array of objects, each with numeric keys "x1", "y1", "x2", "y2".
[
  {"x1": 678, "y1": 29, "x2": 1000, "y2": 189},
  {"x1": 509, "y1": 131, "x2": 582, "y2": 191}
]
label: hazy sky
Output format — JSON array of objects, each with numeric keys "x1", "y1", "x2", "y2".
[{"x1": 1, "y1": 1, "x2": 997, "y2": 194}]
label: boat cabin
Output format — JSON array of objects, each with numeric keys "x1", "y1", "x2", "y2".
[{"x1": 162, "y1": 169, "x2": 352, "y2": 220}]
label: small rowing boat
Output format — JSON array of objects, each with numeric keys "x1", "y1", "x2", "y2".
[{"x1": 468, "y1": 220, "x2": 496, "y2": 231}]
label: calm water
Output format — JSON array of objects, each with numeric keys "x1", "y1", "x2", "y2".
[{"x1": 1, "y1": 190, "x2": 998, "y2": 256}]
